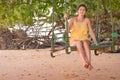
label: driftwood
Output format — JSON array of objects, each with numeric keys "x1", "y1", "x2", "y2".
[{"x1": 12, "y1": 29, "x2": 27, "y2": 39}]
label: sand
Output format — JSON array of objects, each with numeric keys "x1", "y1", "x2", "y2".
[{"x1": 0, "y1": 49, "x2": 120, "y2": 80}]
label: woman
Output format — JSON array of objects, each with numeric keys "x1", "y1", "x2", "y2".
[{"x1": 64, "y1": 4, "x2": 98, "y2": 70}]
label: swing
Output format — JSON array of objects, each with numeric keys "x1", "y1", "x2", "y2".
[
  {"x1": 50, "y1": 0, "x2": 70, "y2": 57},
  {"x1": 50, "y1": 0, "x2": 119, "y2": 57}
]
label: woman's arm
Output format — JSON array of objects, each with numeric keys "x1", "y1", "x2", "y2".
[
  {"x1": 68, "y1": 18, "x2": 74, "y2": 32},
  {"x1": 86, "y1": 18, "x2": 98, "y2": 45}
]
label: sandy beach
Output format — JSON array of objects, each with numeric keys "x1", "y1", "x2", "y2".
[{"x1": 0, "y1": 49, "x2": 120, "y2": 80}]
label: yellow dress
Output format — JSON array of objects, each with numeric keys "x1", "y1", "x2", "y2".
[{"x1": 70, "y1": 20, "x2": 89, "y2": 45}]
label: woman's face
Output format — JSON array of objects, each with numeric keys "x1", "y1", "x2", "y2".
[{"x1": 78, "y1": 6, "x2": 86, "y2": 16}]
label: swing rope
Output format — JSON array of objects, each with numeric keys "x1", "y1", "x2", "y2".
[
  {"x1": 50, "y1": 0, "x2": 70, "y2": 57},
  {"x1": 64, "y1": 0, "x2": 71, "y2": 54},
  {"x1": 96, "y1": 0, "x2": 101, "y2": 43},
  {"x1": 109, "y1": 0, "x2": 116, "y2": 52},
  {"x1": 51, "y1": 0, "x2": 55, "y2": 54}
]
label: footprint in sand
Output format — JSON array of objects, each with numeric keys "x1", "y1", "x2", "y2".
[
  {"x1": 4, "y1": 56, "x2": 8, "y2": 58},
  {"x1": 96, "y1": 68, "x2": 101, "y2": 71},
  {"x1": 64, "y1": 73, "x2": 89, "y2": 80},
  {"x1": 64, "y1": 73, "x2": 79, "y2": 79},
  {"x1": 41, "y1": 76, "x2": 47, "y2": 80},
  {"x1": 2, "y1": 73, "x2": 8, "y2": 76},
  {"x1": 23, "y1": 70, "x2": 26, "y2": 72},
  {"x1": 110, "y1": 76, "x2": 116, "y2": 79},
  {"x1": 21, "y1": 74, "x2": 24, "y2": 76},
  {"x1": 28, "y1": 73, "x2": 32, "y2": 76},
  {"x1": 37, "y1": 75, "x2": 41, "y2": 77}
]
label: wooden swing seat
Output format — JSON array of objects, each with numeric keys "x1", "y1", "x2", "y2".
[
  {"x1": 70, "y1": 42, "x2": 113, "y2": 55},
  {"x1": 70, "y1": 42, "x2": 112, "y2": 50},
  {"x1": 51, "y1": 41, "x2": 113, "y2": 56}
]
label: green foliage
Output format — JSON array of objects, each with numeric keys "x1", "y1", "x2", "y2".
[{"x1": 0, "y1": 0, "x2": 120, "y2": 30}]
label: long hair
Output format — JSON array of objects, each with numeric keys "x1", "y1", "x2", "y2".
[{"x1": 77, "y1": 4, "x2": 87, "y2": 12}]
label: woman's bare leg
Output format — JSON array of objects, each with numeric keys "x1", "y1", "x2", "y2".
[
  {"x1": 73, "y1": 40, "x2": 89, "y2": 68},
  {"x1": 83, "y1": 40, "x2": 93, "y2": 70},
  {"x1": 82, "y1": 40, "x2": 91, "y2": 63}
]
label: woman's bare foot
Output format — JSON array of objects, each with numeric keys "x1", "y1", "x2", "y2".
[
  {"x1": 88, "y1": 64, "x2": 93, "y2": 71},
  {"x1": 83, "y1": 63, "x2": 89, "y2": 69}
]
